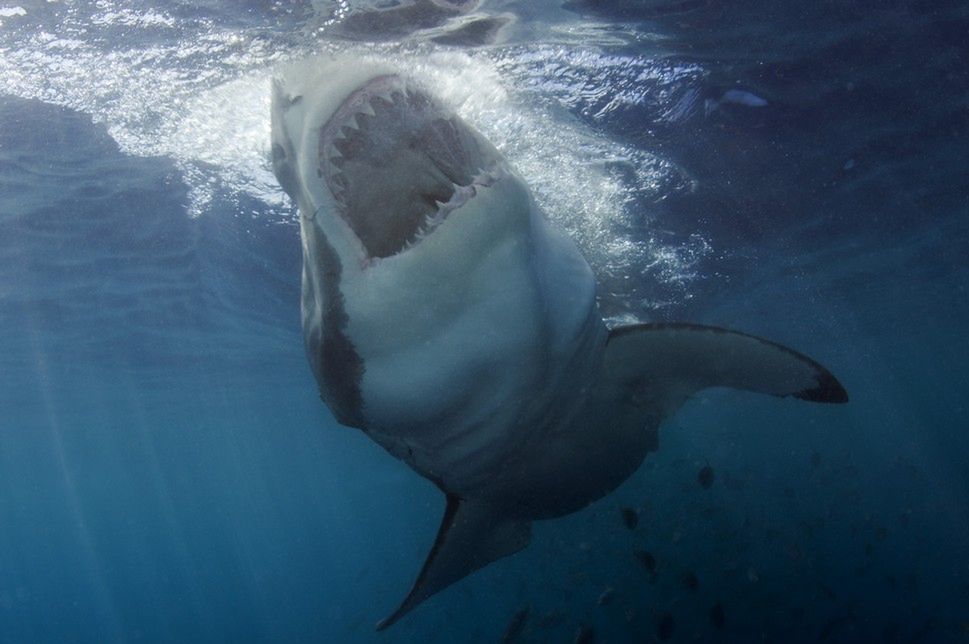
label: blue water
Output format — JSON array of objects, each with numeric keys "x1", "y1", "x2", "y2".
[{"x1": 1, "y1": 1, "x2": 967, "y2": 642}]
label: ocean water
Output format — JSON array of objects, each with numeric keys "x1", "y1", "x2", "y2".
[{"x1": 1, "y1": 1, "x2": 967, "y2": 642}]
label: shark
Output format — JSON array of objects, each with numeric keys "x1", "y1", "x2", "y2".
[{"x1": 269, "y1": 56, "x2": 848, "y2": 629}]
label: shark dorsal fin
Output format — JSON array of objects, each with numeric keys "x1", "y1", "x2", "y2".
[{"x1": 377, "y1": 495, "x2": 531, "y2": 630}]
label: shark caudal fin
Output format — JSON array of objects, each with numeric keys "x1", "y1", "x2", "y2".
[
  {"x1": 602, "y1": 323, "x2": 848, "y2": 417},
  {"x1": 376, "y1": 495, "x2": 531, "y2": 630}
]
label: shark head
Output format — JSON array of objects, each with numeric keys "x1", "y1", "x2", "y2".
[
  {"x1": 270, "y1": 56, "x2": 602, "y2": 460},
  {"x1": 271, "y1": 58, "x2": 524, "y2": 270}
]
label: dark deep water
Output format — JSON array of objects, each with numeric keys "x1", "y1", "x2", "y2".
[{"x1": 1, "y1": 1, "x2": 967, "y2": 642}]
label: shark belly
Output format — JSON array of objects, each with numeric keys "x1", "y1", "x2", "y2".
[{"x1": 346, "y1": 201, "x2": 602, "y2": 497}]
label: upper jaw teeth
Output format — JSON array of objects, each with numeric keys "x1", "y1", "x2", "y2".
[{"x1": 320, "y1": 75, "x2": 504, "y2": 263}]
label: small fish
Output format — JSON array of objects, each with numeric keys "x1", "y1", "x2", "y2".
[
  {"x1": 910, "y1": 617, "x2": 933, "y2": 642},
  {"x1": 536, "y1": 610, "x2": 565, "y2": 629},
  {"x1": 597, "y1": 587, "x2": 615, "y2": 606},
  {"x1": 719, "y1": 89, "x2": 768, "y2": 107},
  {"x1": 904, "y1": 572, "x2": 919, "y2": 590},
  {"x1": 574, "y1": 624, "x2": 595, "y2": 644},
  {"x1": 657, "y1": 612, "x2": 675, "y2": 641},
  {"x1": 818, "y1": 613, "x2": 856, "y2": 640},
  {"x1": 620, "y1": 507, "x2": 638, "y2": 530},
  {"x1": 746, "y1": 566, "x2": 759, "y2": 583},
  {"x1": 635, "y1": 550, "x2": 657, "y2": 576},
  {"x1": 500, "y1": 605, "x2": 530, "y2": 643},
  {"x1": 882, "y1": 622, "x2": 900, "y2": 640},
  {"x1": 898, "y1": 509, "x2": 912, "y2": 527},
  {"x1": 698, "y1": 465, "x2": 715, "y2": 489},
  {"x1": 682, "y1": 571, "x2": 699, "y2": 591},
  {"x1": 704, "y1": 89, "x2": 768, "y2": 116},
  {"x1": 810, "y1": 451, "x2": 822, "y2": 468},
  {"x1": 710, "y1": 602, "x2": 726, "y2": 630},
  {"x1": 817, "y1": 582, "x2": 837, "y2": 601}
]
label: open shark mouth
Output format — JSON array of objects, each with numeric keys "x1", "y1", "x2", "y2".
[{"x1": 319, "y1": 74, "x2": 501, "y2": 260}]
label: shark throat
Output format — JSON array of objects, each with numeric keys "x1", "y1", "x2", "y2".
[{"x1": 318, "y1": 74, "x2": 500, "y2": 259}]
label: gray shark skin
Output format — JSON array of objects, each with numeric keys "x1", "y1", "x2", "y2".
[{"x1": 269, "y1": 56, "x2": 848, "y2": 629}]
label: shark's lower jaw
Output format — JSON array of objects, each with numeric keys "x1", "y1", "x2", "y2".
[{"x1": 319, "y1": 74, "x2": 500, "y2": 261}]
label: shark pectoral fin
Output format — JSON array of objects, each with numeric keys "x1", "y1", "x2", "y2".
[
  {"x1": 604, "y1": 323, "x2": 848, "y2": 415},
  {"x1": 376, "y1": 495, "x2": 531, "y2": 630}
]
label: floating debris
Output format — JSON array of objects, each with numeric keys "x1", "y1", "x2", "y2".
[
  {"x1": 910, "y1": 617, "x2": 934, "y2": 642},
  {"x1": 536, "y1": 610, "x2": 565, "y2": 630},
  {"x1": 597, "y1": 587, "x2": 615, "y2": 606},
  {"x1": 710, "y1": 602, "x2": 726, "y2": 630},
  {"x1": 899, "y1": 509, "x2": 912, "y2": 527},
  {"x1": 682, "y1": 571, "x2": 699, "y2": 592},
  {"x1": 819, "y1": 613, "x2": 856, "y2": 640},
  {"x1": 698, "y1": 465, "x2": 715, "y2": 489},
  {"x1": 811, "y1": 452, "x2": 822, "y2": 468},
  {"x1": 817, "y1": 582, "x2": 837, "y2": 601},
  {"x1": 500, "y1": 605, "x2": 530, "y2": 643},
  {"x1": 882, "y1": 622, "x2": 900, "y2": 640},
  {"x1": 635, "y1": 550, "x2": 657, "y2": 576},
  {"x1": 574, "y1": 624, "x2": 595, "y2": 644},
  {"x1": 620, "y1": 507, "x2": 638, "y2": 530},
  {"x1": 657, "y1": 612, "x2": 675, "y2": 641}
]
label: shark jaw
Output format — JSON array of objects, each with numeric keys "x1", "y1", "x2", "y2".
[{"x1": 318, "y1": 74, "x2": 504, "y2": 263}]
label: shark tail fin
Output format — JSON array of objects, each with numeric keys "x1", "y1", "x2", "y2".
[
  {"x1": 603, "y1": 323, "x2": 848, "y2": 416},
  {"x1": 376, "y1": 495, "x2": 531, "y2": 630}
]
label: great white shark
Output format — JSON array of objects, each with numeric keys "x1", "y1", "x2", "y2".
[{"x1": 269, "y1": 56, "x2": 848, "y2": 629}]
